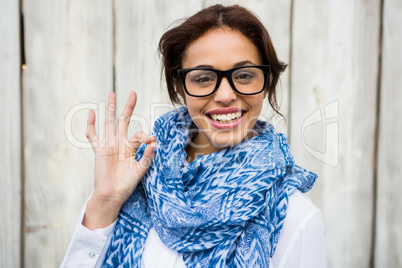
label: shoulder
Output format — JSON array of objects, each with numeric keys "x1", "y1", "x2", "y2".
[
  {"x1": 272, "y1": 190, "x2": 327, "y2": 268},
  {"x1": 285, "y1": 190, "x2": 323, "y2": 229}
]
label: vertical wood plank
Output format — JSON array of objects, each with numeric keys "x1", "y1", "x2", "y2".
[
  {"x1": 0, "y1": 0, "x2": 21, "y2": 267},
  {"x1": 22, "y1": 0, "x2": 113, "y2": 266},
  {"x1": 114, "y1": 0, "x2": 203, "y2": 135},
  {"x1": 290, "y1": 0, "x2": 381, "y2": 267},
  {"x1": 375, "y1": 0, "x2": 402, "y2": 267},
  {"x1": 203, "y1": 0, "x2": 291, "y2": 134}
]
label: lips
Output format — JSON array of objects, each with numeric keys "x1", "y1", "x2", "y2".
[{"x1": 205, "y1": 108, "x2": 246, "y2": 129}]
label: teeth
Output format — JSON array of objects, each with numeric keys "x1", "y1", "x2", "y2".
[{"x1": 209, "y1": 111, "x2": 242, "y2": 123}]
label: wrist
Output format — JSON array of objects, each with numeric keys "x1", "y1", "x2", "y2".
[{"x1": 83, "y1": 196, "x2": 123, "y2": 230}]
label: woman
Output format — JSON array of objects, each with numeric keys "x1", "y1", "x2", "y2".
[{"x1": 62, "y1": 4, "x2": 326, "y2": 268}]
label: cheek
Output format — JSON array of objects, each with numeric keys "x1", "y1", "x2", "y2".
[
  {"x1": 184, "y1": 95, "x2": 208, "y2": 113},
  {"x1": 185, "y1": 96, "x2": 208, "y2": 126},
  {"x1": 244, "y1": 96, "x2": 265, "y2": 112}
]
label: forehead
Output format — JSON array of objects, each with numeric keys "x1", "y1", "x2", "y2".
[{"x1": 182, "y1": 27, "x2": 262, "y2": 69}]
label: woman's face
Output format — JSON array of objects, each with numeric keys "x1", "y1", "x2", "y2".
[{"x1": 182, "y1": 27, "x2": 266, "y2": 155}]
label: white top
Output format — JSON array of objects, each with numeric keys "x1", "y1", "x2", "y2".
[{"x1": 61, "y1": 190, "x2": 327, "y2": 268}]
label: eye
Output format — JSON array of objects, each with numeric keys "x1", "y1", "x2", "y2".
[
  {"x1": 187, "y1": 70, "x2": 217, "y2": 86},
  {"x1": 235, "y1": 72, "x2": 254, "y2": 80},
  {"x1": 232, "y1": 67, "x2": 264, "y2": 85},
  {"x1": 233, "y1": 70, "x2": 255, "y2": 83},
  {"x1": 194, "y1": 75, "x2": 215, "y2": 83}
]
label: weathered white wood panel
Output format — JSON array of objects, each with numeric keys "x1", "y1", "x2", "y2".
[
  {"x1": 114, "y1": 1, "x2": 203, "y2": 135},
  {"x1": 4, "y1": 1, "x2": 399, "y2": 267},
  {"x1": 22, "y1": 0, "x2": 113, "y2": 266},
  {"x1": 290, "y1": 0, "x2": 381, "y2": 267},
  {"x1": 0, "y1": 0, "x2": 21, "y2": 267},
  {"x1": 375, "y1": 0, "x2": 402, "y2": 267},
  {"x1": 203, "y1": 0, "x2": 291, "y2": 134}
]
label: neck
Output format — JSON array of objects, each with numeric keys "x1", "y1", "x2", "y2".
[
  {"x1": 185, "y1": 133, "x2": 223, "y2": 163},
  {"x1": 185, "y1": 130, "x2": 258, "y2": 163}
]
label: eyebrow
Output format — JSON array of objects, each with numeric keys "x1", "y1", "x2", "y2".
[
  {"x1": 193, "y1": 60, "x2": 257, "y2": 69},
  {"x1": 233, "y1": 60, "x2": 256, "y2": 67}
]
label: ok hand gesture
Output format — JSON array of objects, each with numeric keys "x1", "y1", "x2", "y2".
[{"x1": 84, "y1": 91, "x2": 156, "y2": 230}]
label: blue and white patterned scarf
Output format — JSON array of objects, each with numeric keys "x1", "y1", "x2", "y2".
[{"x1": 103, "y1": 107, "x2": 317, "y2": 267}]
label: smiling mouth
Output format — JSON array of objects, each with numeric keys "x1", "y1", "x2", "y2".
[{"x1": 207, "y1": 111, "x2": 244, "y2": 124}]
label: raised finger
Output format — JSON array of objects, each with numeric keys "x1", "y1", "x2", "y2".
[
  {"x1": 117, "y1": 91, "x2": 137, "y2": 137},
  {"x1": 86, "y1": 109, "x2": 99, "y2": 152},
  {"x1": 104, "y1": 91, "x2": 116, "y2": 139}
]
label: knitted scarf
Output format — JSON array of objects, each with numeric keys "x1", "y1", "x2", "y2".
[{"x1": 103, "y1": 107, "x2": 317, "y2": 267}]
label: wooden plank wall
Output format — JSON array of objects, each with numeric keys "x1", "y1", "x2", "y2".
[
  {"x1": 375, "y1": 0, "x2": 402, "y2": 267},
  {"x1": 290, "y1": 0, "x2": 381, "y2": 267},
  {"x1": 114, "y1": 0, "x2": 202, "y2": 133},
  {"x1": 0, "y1": 0, "x2": 21, "y2": 267},
  {"x1": 22, "y1": 0, "x2": 113, "y2": 266},
  {"x1": 1, "y1": 0, "x2": 401, "y2": 267}
]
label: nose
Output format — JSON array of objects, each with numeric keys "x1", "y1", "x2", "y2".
[{"x1": 213, "y1": 77, "x2": 237, "y2": 105}]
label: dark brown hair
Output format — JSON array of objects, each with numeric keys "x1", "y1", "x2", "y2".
[{"x1": 158, "y1": 4, "x2": 287, "y2": 115}]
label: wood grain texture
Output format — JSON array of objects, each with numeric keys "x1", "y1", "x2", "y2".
[
  {"x1": 3, "y1": 0, "x2": 400, "y2": 266},
  {"x1": 290, "y1": 0, "x2": 381, "y2": 267},
  {"x1": 114, "y1": 0, "x2": 203, "y2": 137},
  {"x1": 375, "y1": 0, "x2": 402, "y2": 266},
  {"x1": 0, "y1": 0, "x2": 21, "y2": 267},
  {"x1": 203, "y1": 0, "x2": 292, "y2": 134},
  {"x1": 22, "y1": 0, "x2": 113, "y2": 266}
]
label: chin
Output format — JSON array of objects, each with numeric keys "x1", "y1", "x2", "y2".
[{"x1": 209, "y1": 130, "x2": 248, "y2": 149}]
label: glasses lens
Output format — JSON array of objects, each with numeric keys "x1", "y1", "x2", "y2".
[
  {"x1": 185, "y1": 69, "x2": 218, "y2": 96},
  {"x1": 232, "y1": 67, "x2": 265, "y2": 94}
]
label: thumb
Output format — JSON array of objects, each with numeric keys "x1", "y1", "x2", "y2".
[{"x1": 135, "y1": 141, "x2": 157, "y2": 177}]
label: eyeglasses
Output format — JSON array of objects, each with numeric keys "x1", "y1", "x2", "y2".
[{"x1": 178, "y1": 65, "x2": 270, "y2": 97}]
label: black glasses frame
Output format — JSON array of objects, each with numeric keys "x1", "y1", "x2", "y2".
[{"x1": 178, "y1": 65, "x2": 271, "y2": 97}]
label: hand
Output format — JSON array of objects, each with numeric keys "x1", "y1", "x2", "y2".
[{"x1": 83, "y1": 91, "x2": 156, "y2": 230}]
